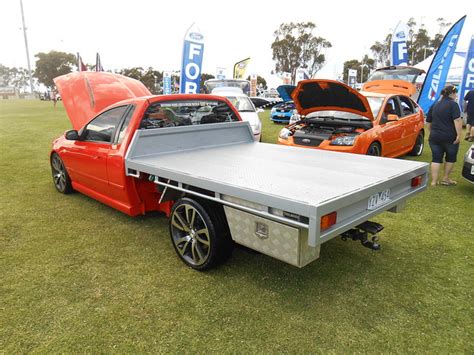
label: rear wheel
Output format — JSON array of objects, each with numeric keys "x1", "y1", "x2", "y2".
[
  {"x1": 367, "y1": 142, "x2": 381, "y2": 156},
  {"x1": 409, "y1": 131, "x2": 424, "y2": 156},
  {"x1": 50, "y1": 153, "x2": 73, "y2": 194},
  {"x1": 169, "y1": 197, "x2": 233, "y2": 270}
]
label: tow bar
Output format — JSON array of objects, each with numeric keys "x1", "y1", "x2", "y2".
[{"x1": 341, "y1": 221, "x2": 384, "y2": 251}]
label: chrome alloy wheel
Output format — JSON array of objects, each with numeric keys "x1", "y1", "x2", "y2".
[
  {"x1": 170, "y1": 203, "x2": 211, "y2": 267},
  {"x1": 51, "y1": 154, "x2": 68, "y2": 192}
]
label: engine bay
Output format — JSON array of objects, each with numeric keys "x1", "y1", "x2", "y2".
[{"x1": 290, "y1": 120, "x2": 370, "y2": 147}]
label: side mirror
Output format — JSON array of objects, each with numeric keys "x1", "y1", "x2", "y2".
[
  {"x1": 387, "y1": 114, "x2": 399, "y2": 122},
  {"x1": 65, "y1": 130, "x2": 80, "y2": 140}
]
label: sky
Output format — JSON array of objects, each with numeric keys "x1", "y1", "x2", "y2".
[{"x1": 1, "y1": 0, "x2": 473, "y2": 88}]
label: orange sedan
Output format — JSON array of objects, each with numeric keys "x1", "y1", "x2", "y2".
[{"x1": 278, "y1": 79, "x2": 425, "y2": 157}]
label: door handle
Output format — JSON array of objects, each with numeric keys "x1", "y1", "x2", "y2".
[{"x1": 93, "y1": 155, "x2": 101, "y2": 160}]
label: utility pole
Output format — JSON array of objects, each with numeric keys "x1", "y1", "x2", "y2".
[{"x1": 20, "y1": 0, "x2": 34, "y2": 94}]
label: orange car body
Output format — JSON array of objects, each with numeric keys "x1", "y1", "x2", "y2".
[{"x1": 278, "y1": 79, "x2": 425, "y2": 158}]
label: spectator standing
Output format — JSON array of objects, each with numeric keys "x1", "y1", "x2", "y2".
[
  {"x1": 426, "y1": 85, "x2": 463, "y2": 186},
  {"x1": 51, "y1": 89, "x2": 57, "y2": 108},
  {"x1": 463, "y1": 89, "x2": 474, "y2": 141}
]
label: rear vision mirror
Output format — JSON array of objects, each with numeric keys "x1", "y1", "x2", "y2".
[
  {"x1": 387, "y1": 114, "x2": 399, "y2": 122},
  {"x1": 65, "y1": 130, "x2": 80, "y2": 140}
]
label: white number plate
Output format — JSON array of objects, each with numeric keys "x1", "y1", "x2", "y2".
[
  {"x1": 471, "y1": 165, "x2": 474, "y2": 175},
  {"x1": 368, "y1": 189, "x2": 391, "y2": 210}
]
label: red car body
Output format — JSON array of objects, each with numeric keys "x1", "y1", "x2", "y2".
[{"x1": 51, "y1": 72, "x2": 241, "y2": 217}]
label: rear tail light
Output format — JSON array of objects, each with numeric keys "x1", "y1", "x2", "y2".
[
  {"x1": 411, "y1": 175, "x2": 423, "y2": 187},
  {"x1": 320, "y1": 212, "x2": 337, "y2": 231}
]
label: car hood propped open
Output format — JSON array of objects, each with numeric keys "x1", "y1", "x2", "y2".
[
  {"x1": 54, "y1": 72, "x2": 151, "y2": 130},
  {"x1": 292, "y1": 79, "x2": 374, "y2": 121}
]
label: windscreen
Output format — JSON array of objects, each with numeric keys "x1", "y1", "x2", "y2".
[
  {"x1": 224, "y1": 95, "x2": 255, "y2": 112},
  {"x1": 366, "y1": 97, "x2": 384, "y2": 118},
  {"x1": 140, "y1": 100, "x2": 239, "y2": 129},
  {"x1": 367, "y1": 68, "x2": 423, "y2": 83},
  {"x1": 204, "y1": 79, "x2": 250, "y2": 95}
]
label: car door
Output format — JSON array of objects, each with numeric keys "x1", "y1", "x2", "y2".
[
  {"x1": 397, "y1": 96, "x2": 419, "y2": 150},
  {"x1": 378, "y1": 97, "x2": 405, "y2": 156},
  {"x1": 62, "y1": 105, "x2": 130, "y2": 196}
]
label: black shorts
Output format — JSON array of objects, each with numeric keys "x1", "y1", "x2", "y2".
[
  {"x1": 429, "y1": 141, "x2": 459, "y2": 163},
  {"x1": 467, "y1": 112, "x2": 474, "y2": 126}
]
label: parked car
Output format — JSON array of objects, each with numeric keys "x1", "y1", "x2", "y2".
[
  {"x1": 270, "y1": 101, "x2": 296, "y2": 123},
  {"x1": 278, "y1": 79, "x2": 425, "y2": 158},
  {"x1": 462, "y1": 145, "x2": 474, "y2": 183},
  {"x1": 211, "y1": 87, "x2": 262, "y2": 141}
]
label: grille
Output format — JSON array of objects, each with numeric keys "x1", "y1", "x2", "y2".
[{"x1": 293, "y1": 137, "x2": 323, "y2": 147}]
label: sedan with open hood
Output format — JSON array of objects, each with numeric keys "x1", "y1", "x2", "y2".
[{"x1": 278, "y1": 79, "x2": 425, "y2": 158}]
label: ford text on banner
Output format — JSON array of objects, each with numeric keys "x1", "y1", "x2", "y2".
[
  {"x1": 417, "y1": 15, "x2": 466, "y2": 113},
  {"x1": 459, "y1": 36, "x2": 474, "y2": 111},
  {"x1": 391, "y1": 22, "x2": 408, "y2": 66},
  {"x1": 180, "y1": 24, "x2": 204, "y2": 94},
  {"x1": 233, "y1": 58, "x2": 250, "y2": 79}
]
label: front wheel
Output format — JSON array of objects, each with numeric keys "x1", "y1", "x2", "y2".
[
  {"x1": 409, "y1": 131, "x2": 424, "y2": 156},
  {"x1": 50, "y1": 153, "x2": 73, "y2": 194},
  {"x1": 169, "y1": 197, "x2": 233, "y2": 270},
  {"x1": 367, "y1": 142, "x2": 381, "y2": 156}
]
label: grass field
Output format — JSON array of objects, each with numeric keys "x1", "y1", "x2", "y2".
[{"x1": 1, "y1": 99, "x2": 473, "y2": 353}]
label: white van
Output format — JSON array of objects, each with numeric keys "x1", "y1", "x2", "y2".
[{"x1": 211, "y1": 87, "x2": 262, "y2": 141}]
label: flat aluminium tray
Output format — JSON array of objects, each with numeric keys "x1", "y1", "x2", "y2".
[{"x1": 125, "y1": 122, "x2": 428, "y2": 246}]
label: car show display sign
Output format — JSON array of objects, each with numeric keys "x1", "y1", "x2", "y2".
[
  {"x1": 233, "y1": 58, "x2": 250, "y2": 79},
  {"x1": 459, "y1": 35, "x2": 474, "y2": 111},
  {"x1": 250, "y1": 74, "x2": 257, "y2": 97},
  {"x1": 391, "y1": 22, "x2": 408, "y2": 66},
  {"x1": 163, "y1": 72, "x2": 172, "y2": 95},
  {"x1": 348, "y1": 69, "x2": 357, "y2": 88},
  {"x1": 418, "y1": 15, "x2": 466, "y2": 113},
  {"x1": 180, "y1": 23, "x2": 204, "y2": 94}
]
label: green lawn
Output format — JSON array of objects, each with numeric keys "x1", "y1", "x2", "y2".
[{"x1": 1, "y1": 99, "x2": 473, "y2": 353}]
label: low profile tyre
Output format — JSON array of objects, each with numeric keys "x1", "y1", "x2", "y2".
[
  {"x1": 169, "y1": 197, "x2": 233, "y2": 271},
  {"x1": 409, "y1": 131, "x2": 424, "y2": 156},
  {"x1": 50, "y1": 153, "x2": 73, "y2": 194},
  {"x1": 367, "y1": 142, "x2": 382, "y2": 156}
]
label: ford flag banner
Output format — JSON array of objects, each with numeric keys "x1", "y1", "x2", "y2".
[
  {"x1": 391, "y1": 22, "x2": 408, "y2": 66},
  {"x1": 418, "y1": 15, "x2": 466, "y2": 113},
  {"x1": 459, "y1": 36, "x2": 474, "y2": 111},
  {"x1": 180, "y1": 23, "x2": 204, "y2": 94}
]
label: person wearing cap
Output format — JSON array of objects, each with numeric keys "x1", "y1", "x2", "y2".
[{"x1": 426, "y1": 85, "x2": 463, "y2": 186}]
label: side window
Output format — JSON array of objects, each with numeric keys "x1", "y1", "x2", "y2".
[
  {"x1": 83, "y1": 106, "x2": 128, "y2": 143},
  {"x1": 380, "y1": 98, "x2": 397, "y2": 124},
  {"x1": 116, "y1": 106, "x2": 135, "y2": 144},
  {"x1": 398, "y1": 96, "x2": 415, "y2": 117}
]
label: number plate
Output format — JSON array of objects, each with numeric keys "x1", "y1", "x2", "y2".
[
  {"x1": 471, "y1": 165, "x2": 474, "y2": 175},
  {"x1": 368, "y1": 189, "x2": 391, "y2": 210}
]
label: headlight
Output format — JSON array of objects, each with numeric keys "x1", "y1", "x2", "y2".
[
  {"x1": 271, "y1": 107, "x2": 277, "y2": 113},
  {"x1": 279, "y1": 128, "x2": 291, "y2": 140},
  {"x1": 289, "y1": 111, "x2": 300, "y2": 125},
  {"x1": 330, "y1": 135, "x2": 357, "y2": 146}
]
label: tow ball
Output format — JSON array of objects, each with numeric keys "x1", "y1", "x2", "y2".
[{"x1": 341, "y1": 221, "x2": 384, "y2": 251}]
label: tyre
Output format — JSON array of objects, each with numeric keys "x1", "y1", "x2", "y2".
[
  {"x1": 409, "y1": 131, "x2": 424, "y2": 156},
  {"x1": 367, "y1": 142, "x2": 381, "y2": 156},
  {"x1": 169, "y1": 197, "x2": 233, "y2": 270},
  {"x1": 50, "y1": 153, "x2": 73, "y2": 194}
]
